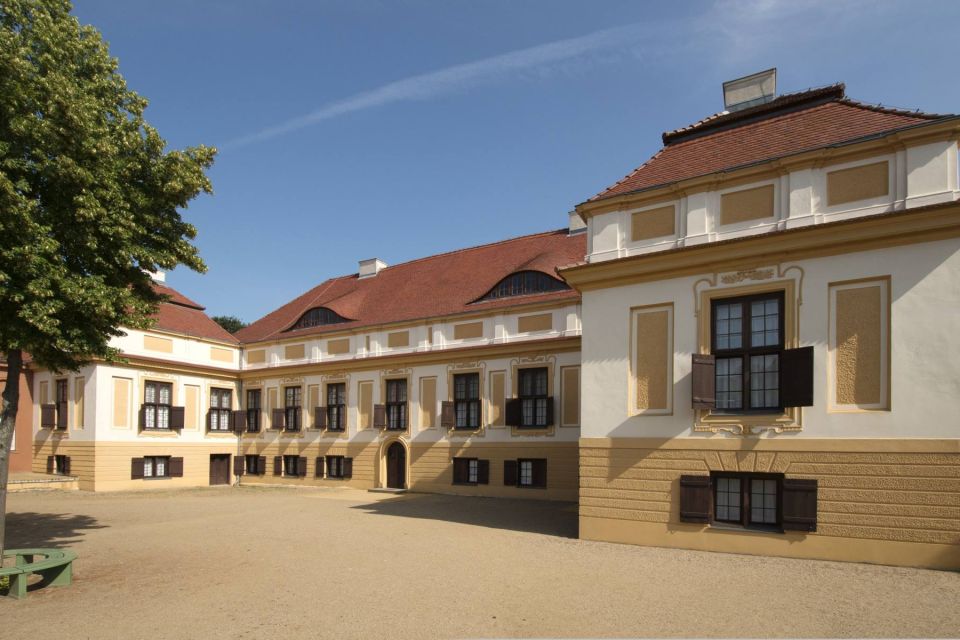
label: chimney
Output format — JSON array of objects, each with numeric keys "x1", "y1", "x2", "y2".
[
  {"x1": 723, "y1": 68, "x2": 777, "y2": 113},
  {"x1": 358, "y1": 258, "x2": 387, "y2": 279},
  {"x1": 568, "y1": 210, "x2": 587, "y2": 234}
]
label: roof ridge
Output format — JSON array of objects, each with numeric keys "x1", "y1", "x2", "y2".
[
  {"x1": 373, "y1": 226, "x2": 571, "y2": 273},
  {"x1": 835, "y1": 97, "x2": 952, "y2": 120}
]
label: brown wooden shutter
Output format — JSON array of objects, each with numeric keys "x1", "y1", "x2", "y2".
[
  {"x1": 233, "y1": 455, "x2": 245, "y2": 476},
  {"x1": 679, "y1": 475, "x2": 712, "y2": 523},
  {"x1": 544, "y1": 398, "x2": 555, "y2": 427},
  {"x1": 780, "y1": 346, "x2": 814, "y2": 408},
  {"x1": 46, "y1": 455, "x2": 54, "y2": 473},
  {"x1": 138, "y1": 405, "x2": 147, "y2": 429},
  {"x1": 257, "y1": 456, "x2": 266, "y2": 475},
  {"x1": 205, "y1": 409, "x2": 213, "y2": 431},
  {"x1": 169, "y1": 457, "x2": 184, "y2": 477},
  {"x1": 373, "y1": 404, "x2": 386, "y2": 429},
  {"x1": 56, "y1": 401, "x2": 68, "y2": 430},
  {"x1": 169, "y1": 406, "x2": 185, "y2": 430},
  {"x1": 782, "y1": 478, "x2": 818, "y2": 531},
  {"x1": 227, "y1": 410, "x2": 235, "y2": 432},
  {"x1": 477, "y1": 459, "x2": 490, "y2": 485},
  {"x1": 273, "y1": 456, "x2": 282, "y2": 476},
  {"x1": 452, "y1": 458, "x2": 466, "y2": 484},
  {"x1": 691, "y1": 354, "x2": 716, "y2": 409},
  {"x1": 343, "y1": 457, "x2": 353, "y2": 478},
  {"x1": 440, "y1": 401, "x2": 455, "y2": 429},
  {"x1": 271, "y1": 408, "x2": 285, "y2": 430},
  {"x1": 297, "y1": 456, "x2": 308, "y2": 477},
  {"x1": 131, "y1": 457, "x2": 145, "y2": 480},
  {"x1": 41, "y1": 404, "x2": 56, "y2": 429},
  {"x1": 63, "y1": 456, "x2": 71, "y2": 475},
  {"x1": 504, "y1": 399, "x2": 521, "y2": 427},
  {"x1": 314, "y1": 406, "x2": 327, "y2": 430},
  {"x1": 503, "y1": 460, "x2": 518, "y2": 486},
  {"x1": 315, "y1": 457, "x2": 325, "y2": 478},
  {"x1": 233, "y1": 410, "x2": 247, "y2": 433},
  {"x1": 533, "y1": 459, "x2": 548, "y2": 488}
]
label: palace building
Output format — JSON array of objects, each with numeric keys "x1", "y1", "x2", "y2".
[{"x1": 25, "y1": 74, "x2": 960, "y2": 569}]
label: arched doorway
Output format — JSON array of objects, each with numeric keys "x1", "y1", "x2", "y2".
[{"x1": 386, "y1": 441, "x2": 406, "y2": 489}]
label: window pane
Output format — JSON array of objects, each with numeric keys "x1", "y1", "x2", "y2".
[
  {"x1": 143, "y1": 457, "x2": 153, "y2": 477},
  {"x1": 158, "y1": 384, "x2": 170, "y2": 405},
  {"x1": 715, "y1": 357, "x2": 743, "y2": 410},
  {"x1": 750, "y1": 478, "x2": 778, "y2": 524},
  {"x1": 715, "y1": 477, "x2": 741, "y2": 521},
  {"x1": 748, "y1": 354, "x2": 779, "y2": 409},
  {"x1": 155, "y1": 457, "x2": 166, "y2": 477}
]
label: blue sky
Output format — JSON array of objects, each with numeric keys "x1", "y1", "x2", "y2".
[{"x1": 71, "y1": 0, "x2": 960, "y2": 322}]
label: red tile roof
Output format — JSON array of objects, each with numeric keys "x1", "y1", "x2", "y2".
[
  {"x1": 589, "y1": 85, "x2": 952, "y2": 202},
  {"x1": 235, "y1": 229, "x2": 586, "y2": 344},
  {"x1": 152, "y1": 283, "x2": 238, "y2": 344}
]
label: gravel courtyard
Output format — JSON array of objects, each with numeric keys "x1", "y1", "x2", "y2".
[{"x1": 2, "y1": 486, "x2": 958, "y2": 639}]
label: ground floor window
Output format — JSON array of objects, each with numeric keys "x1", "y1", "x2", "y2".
[
  {"x1": 505, "y1": 458, "x2": 546, "y2": 488},
  {"x1": 327, "y1": 455, "x2": 345, "y2": 479},
  {"x1": 245, "y1": 455, "x2": 261, "y2": 475},
  {"x1": 452, "y1": 457, "x2": 489, "y2": 485},
  {"x1": 712, "y1": 472, "x2": 782, "y2": 528},
  {"x1": 144, "y1": 456, "x2": 170, "y2": 478},
  {"x1": 283, "y1": 455, "x2": 299, "y2": 477}
]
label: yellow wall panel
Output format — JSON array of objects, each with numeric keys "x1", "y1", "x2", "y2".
[
  {"x1": 453, "y1": 321, "x2": 484, "y2": 340},
  {"x1": 827, "y1": 161, "x2": 889, "y2": 206},
  {"x1": 720, "y1": 184, "x2": 774, "y2": 225},
  {"x1": 631, "y1": 205, "x2": 675, "y2": 241}
]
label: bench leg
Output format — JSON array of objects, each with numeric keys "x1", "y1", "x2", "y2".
[
  {"x1": 8, "y1": 573, "x2": 27, "y2": 599},
  {"x1": 39, "y1": 562, "x2": 72, "y2": 588}
]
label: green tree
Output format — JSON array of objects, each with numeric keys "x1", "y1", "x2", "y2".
[
  {"x1": 212, "y1": 315, "x2": 248, "y2": 334},
  {"x1": 0, "y1": 0, "x2": 215, "y2": 560}
]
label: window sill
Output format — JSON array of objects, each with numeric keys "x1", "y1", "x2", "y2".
[
  {"x1": 516, "y1": 484, "x2": 547, "y2": 490},
  {"x1": 708, "y1": 522, "x2": 783, "y2": 535},
  {"x1": 452, "y1": 481, "x2": 479, "y2": 486}
]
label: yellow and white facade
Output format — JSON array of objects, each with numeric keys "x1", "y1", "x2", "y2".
[
  {"x1": 562, "y1": 85, "x2": 960, "y2": 570},
  {"x1": 25, "y1": 81, "x2": 960, "y2": 569}
]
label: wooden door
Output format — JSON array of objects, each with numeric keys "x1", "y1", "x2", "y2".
[
  {"x1": 386, "y1": 442, "x2": 405, "y2": 489},
  {"x1": 209, "y1": 454, "x2": 230, "y2": 485}
]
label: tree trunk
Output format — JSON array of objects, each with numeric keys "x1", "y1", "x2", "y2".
[{"x1": 0, "y1": 349, "x2": 23, "y2": 567}]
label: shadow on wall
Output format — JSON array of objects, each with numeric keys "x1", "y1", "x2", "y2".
[
  {"x1": 4, "y1": 512, "x2": 107, "y2": 549},
  {"x1": 351, "y1": 493, "x2": 578, "y2": 538}
]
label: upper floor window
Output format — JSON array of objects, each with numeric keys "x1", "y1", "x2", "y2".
[
  {"x1": 453, "y1": 373, "x2": 480, "y2": 429},
  {"x1": 209, "y1": 388, "x2": 232, "y2": 431},
  {"x1": 246, "y1": 389, "x2": 261, "y2": 432},
  {"x1": 386, "y1": 379, "x2": 407, "y2": 430},
  {"x1": 712, "y1": 293, "x2": 783, "y2": 412},
  {"x1": 289, "y1": 307, "x2": 350, "y2": 331},
  {"x1": 55, "y1": 379, "x2": 68, "y2": 430},
  {"x1": 284, "y1": 386, "x2": 302, "y2": 432},
  {"x1": 326, "y1": 383, "x2": 346, "y2": 431},
  {"x1": 477, "y1": 271, "x2": 569, "y2": 302},
  {"x1": 518, "y1": 368, "x2": 549, "y2": 428},
  {"x1": 143, "y1": 381, "x2": 172, "y2": 430}
]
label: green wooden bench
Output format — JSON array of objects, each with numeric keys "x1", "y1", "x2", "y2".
[{"x1": 1, "y1": 548, "x2": 76, "y2": 599}]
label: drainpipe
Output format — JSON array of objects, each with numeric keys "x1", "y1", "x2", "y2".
[{"x1": 235, "y1": 350, "x2": 243, "y2": 488}]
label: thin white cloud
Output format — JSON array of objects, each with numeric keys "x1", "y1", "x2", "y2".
[
  {"x1": 224, "y1": 22, "x2": 657, "y2": 148},
  {"x1": 223, "y1": 0, "x2": 875, "y2": 149}
]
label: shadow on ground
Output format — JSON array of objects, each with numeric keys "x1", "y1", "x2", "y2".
[
  {"x1": 352, "y1": 493, "x2": 578, "y2": 537},
  {"x1": 4, "y1": 512, "x2": 107, "y2": 549}
]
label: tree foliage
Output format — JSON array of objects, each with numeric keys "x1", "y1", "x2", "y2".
[
  {"x1": 0, "y1": 0, "x2": 215, "y2": 559},
  {"x1": 212, "y1": 315, "x2": 247, "y2": 334}
]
